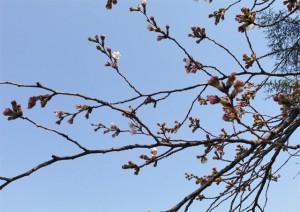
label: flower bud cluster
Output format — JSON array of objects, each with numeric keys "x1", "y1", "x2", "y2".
[
  {"x1": 183, "y1": 58, "x2": 203, "y2": 74},
  {"x1": 103, "y1": 123, "x2": 121, "y2": 137},
  {"x1": 88, "y1": 34, "x2": 121, "y2": 67},
  {"x1": 197, "y1": 95, "x2": 208, "y2": 105},
  {"x1": 28, "y1": 94, "x2": 51, "y2": 109},
  {"x1": 128, "y1": 122, "x2": 137, "y2": 135},
  {"x1": 130, "y1": 0, "x2": 147, "y2": 12},
  {"x1": 208, "y1": 8, "x2": 226, "y2": 25},
  {"x1": 243, "y1": 53, "x2": 256, "y2": 69},
  {"x1": 157, "y1": 120, "x2": 181, "y2": 134},
  {"x1": 146, "y1": 16, "x2": 170, "y2": 42},
  {"x1": 206, "y1": 73, "x2": 245, "y2": 122},
  {"x1": 122, "y1": 161, "x2": 140, "y2": 175},
  {"x1": 54, "y1": 110, "x2": 74, "y2": 125},
  {"x1": 283, "y1": 0, "x2": 300, "y2": 12},
  {"x1": 106, "y1": 0, "x2": 117, "y2": 10},
  {"x1": 235, "y1": 8, "x2": 256, "y2": 33},
  {"x1": 235, "y1": 144, "x2": 247, "y2": 158},
  {"x1": 188, "y1": 117, "x2": 200, "y2": 132},
  {"x1": 3, "y1": 100, "x2": 23, "y2": 120},
  {"x1": 196, "y1": 155, "x2": 208, "y2": 164},
  {"x1": 253, "y1": 113, "x2": 265, "y2": 129},
  {"x1": 273, "y1": 85, "x2": 300, "y2": 118},
  {"x1": 188, "y1": 26, "x2": 206, "y2": 44}
]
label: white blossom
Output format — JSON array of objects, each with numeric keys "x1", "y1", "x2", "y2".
[
  {"x1": 112, "y1": 51, "x2": 121, "y2": 60},
  {"x1": 151, "y1": 147, "x2": 158, "y2": 157}
]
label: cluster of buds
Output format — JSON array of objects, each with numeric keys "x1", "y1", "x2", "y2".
[
  {"x1": 207, "y1": 72, "x2": 243, "y2": 96},
  {"x1": 212, "y1": 144, "x2": 224, "y2": 160},
  {"x1": 88, "y1": 34, "x2": 106, "y2": 46},
  {"x1": 219, "y1": 128, "x2": 228, "y2": 139},
  {"x1": 144, "y1": 96, "x2": 157, "y2": 108},
  {"x1": 122, "y1": 161, "x2": 140, "y2": 175},
  {"x1": 188, "y1": 117, "x2": 200, "y2": 132},
  {"x1": 196, "y1": 155, "x2": 208, "y2": 164},
  {"x1": 75, "y1": 104, "x2": 92, "y2": 119},
  {"x1": 243, "y1": 53, "x2": 256, "y2": 69},
  {"x1": 103, "y1": 123, "x2": 121, "y2": 137},
  {"x1": 92, "y1": 122, "x2": 121, "y2": 137},
  {"x1": 235, "y1": 8, "x2": 256, "y2": 33},
  {"x1": 206, "y1": 73, "x2": 245, "y2": 122},
  {"x1": 130, "y1": 0, "x2": 147, "y2": 12},
  {"x1": 128, "y1": 122, "x2": 137, "y2": 135},
  {"x1": 27, "y1": 94, "x2": 51, "y2": 109},
  {"x1": 88, "y1": 35, "x2": 121, "y2": 67},
  {"x1": 145, "y1": 16, "x2": 170, "y2": 42},
  {"x1": 157, "y1": 120, "x2": 181, "y2": 134},
  {"x1": 105, "y1": 0, "x2": 117, "y2": 10},
  {"x1": 139, "y1": 148, "x2": 158, "y2": 167},
  {"x1": 206, "y1": 167, "x2": 222, "y2": 185},
  {"x1": 197, "y1": 95, "x2": 208, "y2": 105},
  {"x1": 237, "y1": 89, "x2": 256, "y2": 107},
  {"x1": 3, "y1": 100, "x2": 23, "y2": 120},
  {"x1": 208, "y1": 8, "x2": 226, "y2": 25},
  {"x1": 188, "y1": 26, "x2": 206, "y2": 44},
  {"x1": 54, "y1": 110, "x2": 74, "y2": 125},
  {"x1": 273, "y1": 90, "x2": 300, "y2": 118},
  {"x1": 253, "y1": 113, "x2": 266, "y2": 129},
  {"x1": 222, "y1": 105, "x2": 237, "y2": 122},
  {"x1": 283, "y1": 0, "x2": 300, "y2": 12},
  {"x1": 75, "y1": 104, "x2": 89, "y2": 111},
  {"x1": 183, "y1": 58, "x2": 203, "y2": 74},
  {"x1": 235, "y1": 144, "x2": 247, "y2": 158},
  {"x1": 122, "y1": 105, "x2": 136, "y2": 118},
  {"x1": 185, "y1": 173, "x2": 208, "y2": 186}
]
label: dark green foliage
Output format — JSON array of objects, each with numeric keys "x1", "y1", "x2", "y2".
[{"x1": 258, "y1": 10, "x2": 300, "y2": 93}]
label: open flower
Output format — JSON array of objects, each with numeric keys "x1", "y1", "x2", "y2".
[
  {"x1": 151, "y1": 147, "x2": 158, "y2": 157},
  {"x1": 112, "y1": 51, "x2": 121, "y2": 60}
]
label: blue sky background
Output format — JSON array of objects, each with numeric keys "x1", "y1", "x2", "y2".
[{"x1": 1, "y1": 0, "x2": 300, "y2": 211}]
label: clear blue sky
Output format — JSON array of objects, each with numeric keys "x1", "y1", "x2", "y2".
[{"x1": 1, "y1": 0, "x2": 299, "y2": 211}]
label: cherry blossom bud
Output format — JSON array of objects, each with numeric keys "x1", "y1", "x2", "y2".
[
  {"x1": 234, "y1": 80, "x2": 244, "y2": 89},
  {"x1": 207, "y1": 76, "x2": 220, "y2": 87},
  {"x1": 54, "y1": 110, "x2": 63, "y2": 118},
  {"x1": 28, "y1": 96, "x2": 37, "y2": 109},
  {"x1": 3, "y1": 108, "x2": 13, "y2": 116},
  {"x1": 105, "y1": 62, "x2": 111, "y2": 66},
  {"x1": 207, "y1": 95, "x2": 220, "y2": 104}
]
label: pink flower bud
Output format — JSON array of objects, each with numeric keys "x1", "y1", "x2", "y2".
[
  {"x1": 207, "y1": 95, "x2": 220, "y2": 104},
  {"x1": 3, "y1": 108, "x2": 13, "y2": 116},
  {"x1": 208, "y1": 76, "x2": 220, "y2": 87}
]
